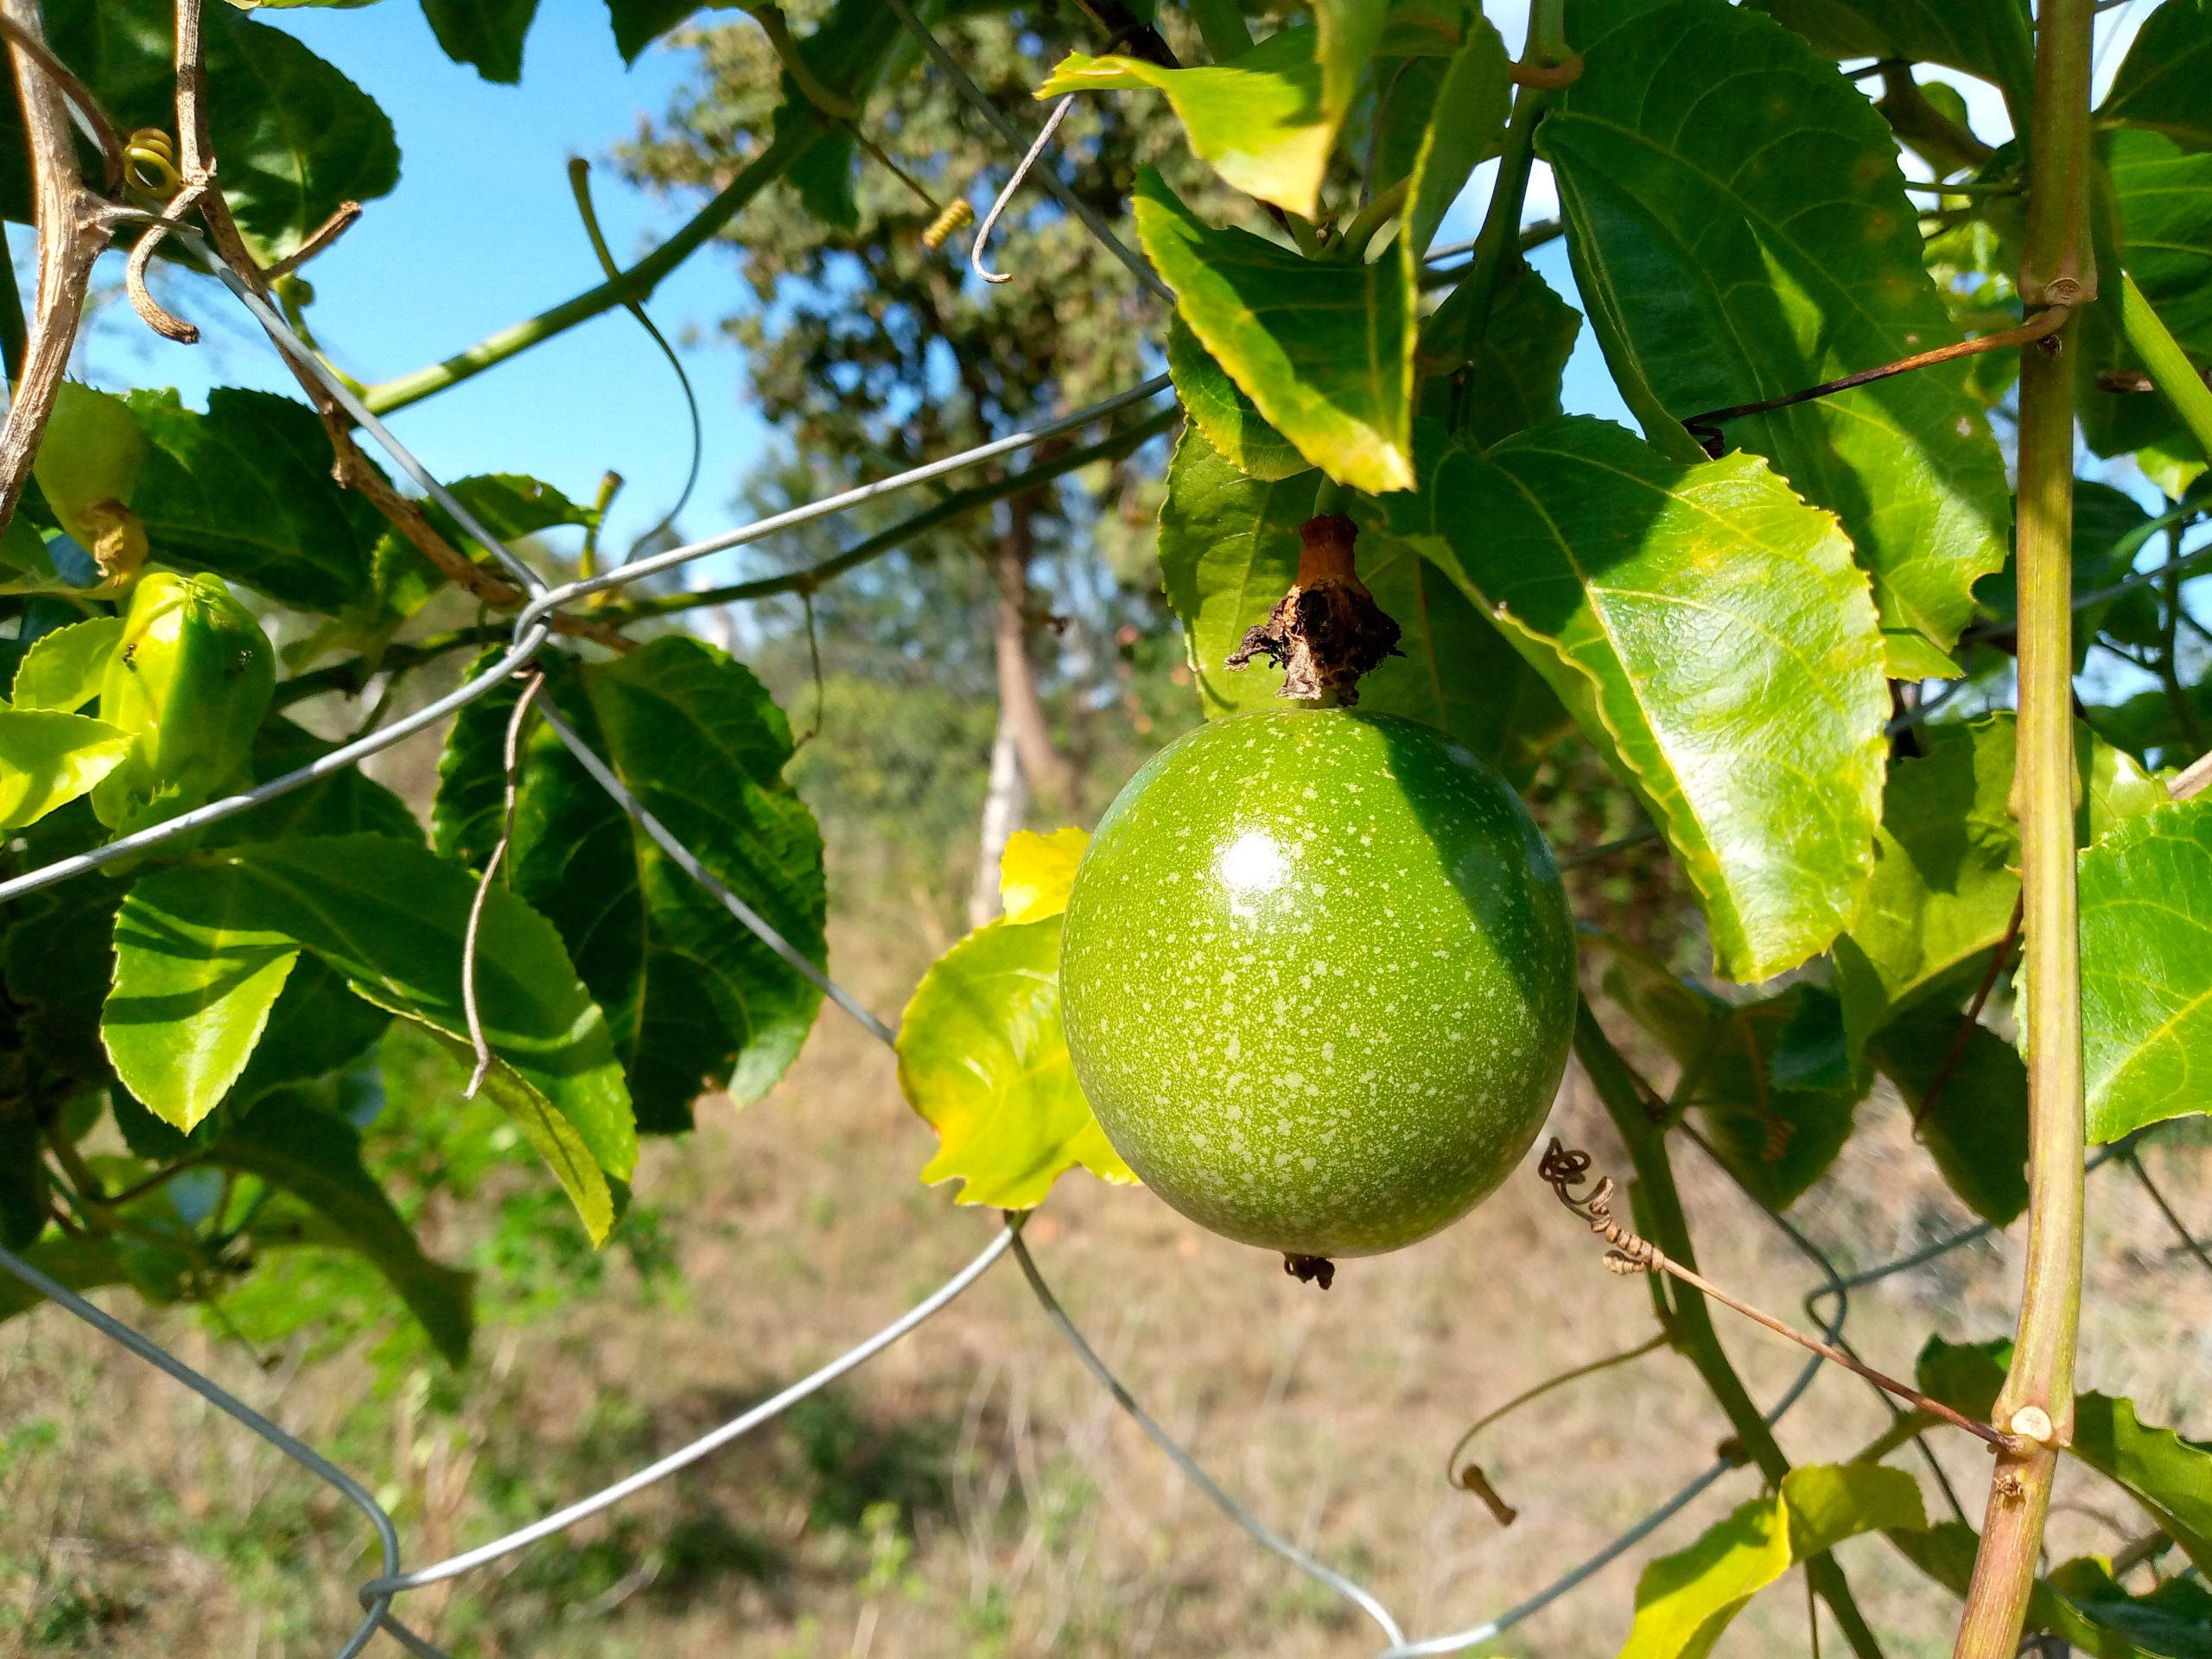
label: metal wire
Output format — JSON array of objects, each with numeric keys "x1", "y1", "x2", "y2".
[
  {"x1": 358, "y1": 1225, "x2": 1014, "y2": 1597},
  {"x1": 536, "y1": 702, "x2": 898, "y2": 1046},
  {"x1": 880, "y1": 0, "x2": 1175, "y2": 304}
]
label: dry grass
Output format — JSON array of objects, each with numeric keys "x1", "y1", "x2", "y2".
[{"x1": 3, "y1": 918, "x2": 2209, "y2": 1658}]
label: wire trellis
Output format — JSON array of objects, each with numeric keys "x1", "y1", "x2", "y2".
[{"x1": 1, "y1": 6, "x2": 2203, "y2": 1655}]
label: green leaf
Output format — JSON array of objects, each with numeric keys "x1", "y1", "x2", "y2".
[
  {"x1": 1166, "y1": 318, "x2": 1309, "y2": 483},
  {"x1": 213, "y1": 1105, "x2": 474, "y2": 1364},
  {"x1": 1353, "y1": 521, "x2": 1573, "y2": 790},
  {"x1": 1891, "y1": 1521, "x2": 2191, "y2": 1657},
  {"x1": 3, "y1": 807, "x2": 125, "y2": 1094},
  {"x1": 1918, "y1": 1338, "x2": 2212, "y2": 1574},
  {"x1": 605, "y1": 0, "x2": 702, "y2": 62},
  {"x1": 421, "y1": 0, "x2": 539, "y2": 81},
  {"x1": 2108, "y1": 130, "x2": 2212, "y2": 357},
  {"x1": 128, "y1": 390, "x2": 383, "y2": 613},
  {"x1": 1595, "y1": 940, "x2": 1863, "y2": 1206},
  {"x1": 1445, "y1": 264, "x2": 1584, "y2": 453},
  {"x1": 1833, "y1": 718, "x2": 2019, "y2": 1058},
  {"x1": 10, "y1": 617, "x2": 122, "y2": 713},
  {"x1": 2074, "y1": 1393, "x2": 2212, "y2": 1574},
  {"x1": 1401, "y1": 416, "x2": 1889, "y2": 983},
  {"x1": 0, "y1": 1, "x2": 397, "y2": 257},
  {"x1": 1546, "y1": 0, "x2": 2013, "y2": 664},
  {"x1": 211, "y1": 715, "x2": 424, "y2": 849},
  {"x1": 898, "y1": 911, "x2": 1135, "y2": 1211},
  {"x1": 1402, "y1": 13, "x2": 1509, "y2": 257},
  {"x1": 1042, "y1": 16, "x2": 1376, "y2": 219},
  {"x1": 96, "y1": 836, "x2": 632, "y2": 1232},
  {"x1": 2081, "y1": 795, "x2": 2212, "y2": 1142},
  {"x1": 1622, "y1": 1464, "x2": 1924, "y2": 1659},
  {"x1": 31, "y1": 385, "x2": 143, "y2": 552},
  {"x1": 0, "y1": 709, "x2": 132, "y2": 831},
  {"x1": 1156, "y1": 425, "x2": 1317, "y2": 716},
  {"x1": 226, "y1": 956, "x2": 392, "y2": 1110},
  {"x1": 1834, "y1": 715, "x2": 2161, "y2": 1061},
  {"x1": 1869, "y1": 1001, "x2": 2029, "y2": 1224},
  {"x1": 105, "y1": 863, "x2": 302, "y2": 1132},
  {"x1": 1744, "y1": 0, "x2": 2034, "y2": 116},
  {"x1": 1135, "y1": 168, "x2": 1414, "y2": 492},
  {"x1": 435, "y1": 639, "x2": 828, "y2": 1132},
  {"x1": 2101, "y1": 0, "x2": 2212, "y2": 153},
  {"x1": 0, "y1": 1094, "x2": 48, "y2": 1249},
  {"x1": 2049, "y1": 1560, "x2": 2212, "y2": 1659}
]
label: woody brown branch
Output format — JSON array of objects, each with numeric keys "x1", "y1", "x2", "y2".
[{"x1": 0, "y1": 0, "x2": 118, "y2": 535}]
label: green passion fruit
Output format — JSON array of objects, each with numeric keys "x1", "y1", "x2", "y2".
[{"x1": 1059, "y1": 709, "x2": 1576, "y2": 1263}]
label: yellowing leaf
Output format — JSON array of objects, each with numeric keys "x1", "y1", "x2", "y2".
[
  {"x1": 0, "y1": 709, "x2": 132, "y2": 831},
  {"x1": 1622, "y1": 1465, "x2": 1924, "y2": 1659},
  {"x1": 899, "y1": 912, "x2": 1135, "y2": 1211},
  {"x1": 999, "y1": 826, "x2": 1089, "y2": 925},
  {"x1": 1136, "y1": 168, "x2": 1414, "y2": 493},
  {"x1": 1040, "y1": 10, "x2": 1382, "y2": 219}
]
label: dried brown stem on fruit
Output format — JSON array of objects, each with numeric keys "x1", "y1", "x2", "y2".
[
  {"x1": 1282, "y1": 1253, "x2": 1335, "y2": 1290},
  {"x1": 1225, "y1": 514, "x2": 1402, "y2": 704}
]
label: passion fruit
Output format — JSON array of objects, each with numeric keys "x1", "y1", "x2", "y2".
[{"x1": 1059, "y1": 709, "x2": 1575, "y2": 1262}]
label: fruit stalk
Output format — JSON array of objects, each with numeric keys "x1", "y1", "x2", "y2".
[
  {"x1": 1222, "y1": 513, "x2": 1402, "y2": 703},
  {"x1": 1574, "y1": 1002, "x2": 1889, "y2": 1659},
  {"x1": 1953, "y1": 1, "x2": 2095, "y2": 1651}
]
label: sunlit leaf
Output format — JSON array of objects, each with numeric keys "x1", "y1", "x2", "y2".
[
  {"x1": 105, "y1": 862, "x2": 302, "y2": 1132},
  {"x1": 1396, "y1": 416, "x2": 1889, "y2": 983},
  {"x1": 1621, "y1": 1464, "x2": 1924, "y2": 1659},
  {"x1": 2081, "y1": 795, "x2": 2212, "y2": 1142},
  {"x1": 1042, "y1": 7, "x2": 1384, "y2": 219},
  {"x1": 1136, "y1": 169, "x2": 1414, "y2": 492},
  {"x1": 0, "y1": 709, "x2": 132, "y2": 832},
  {"x1": 2108, "y1": 130, "x2": 2212, "y2": 357},
  {"x1": 1167, "y1": 319, "x2": 1309, "y2": 483},
  {"x1": 98, "y1": 836, "x2": 633, "y2": 1236},
  {"x1": 1546, "y1": 0, "x2": 2013, "y2": 666},
  {"x1": 9, "y1": 617, "x2": 122, "y2": 714}
]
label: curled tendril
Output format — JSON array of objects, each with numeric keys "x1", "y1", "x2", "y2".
[
  {"x1": 1539, "y1": 1138, "x2": 1665, "y2": 1276},
  {"x1": 123, "y1": 128, "x2": 181, "y2": 204}
]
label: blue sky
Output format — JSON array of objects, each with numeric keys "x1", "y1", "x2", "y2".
[{"x1": 68, "y1": 0, "x2": 2162, "y2": 592}]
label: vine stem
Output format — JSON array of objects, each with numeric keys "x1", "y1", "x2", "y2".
[
  {"x1": 1573, "y1": 1001, "x2": 1890, "y2": 1659},
  {"x1": 1954, "y1": 1, "x2": 2095, "y2": 1652},
  {"x1": 359, "y1": 115, "x2": 826, "y2": 416},
  {"x1": 2116, "y1": 271, "x2": 2212, "y2": 464}
]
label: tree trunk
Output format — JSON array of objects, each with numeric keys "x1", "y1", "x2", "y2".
[
  {"x1": 970, "y1": 709, "x2": 1028, "y2": 928},
  {"x1": 970, "y1": 483, "x2": 1071, "y2": 926}
]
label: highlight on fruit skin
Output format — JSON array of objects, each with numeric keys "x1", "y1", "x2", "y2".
[{"x1": 1058, "y1": 707, "x2": 1577, "y2": 1264}]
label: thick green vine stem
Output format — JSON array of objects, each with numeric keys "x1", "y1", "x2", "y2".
[
  {"x1": 1573, "y1": 1000, "x2": 1890, "y2": 1659},
  {"x1": 1954, "y1": 3, "x2": 2095, "y2": 1654}
]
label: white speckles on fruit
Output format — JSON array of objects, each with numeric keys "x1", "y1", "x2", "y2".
[{"x1": 1059, "y1": 709, "x2": 1578, "y2": 1260}]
